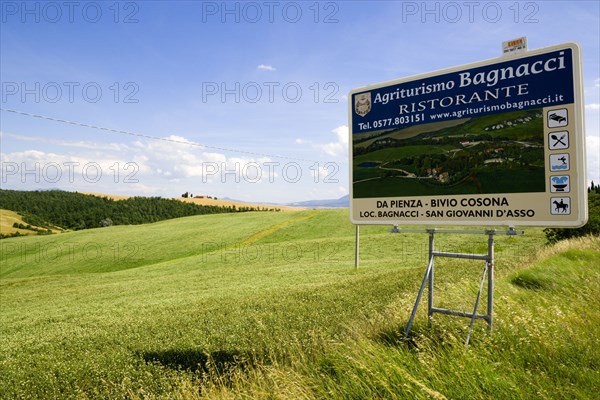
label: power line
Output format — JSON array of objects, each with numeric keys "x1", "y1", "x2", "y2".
[{"x1": 0, "y1": 107, "x2": 322, "y2": 163}]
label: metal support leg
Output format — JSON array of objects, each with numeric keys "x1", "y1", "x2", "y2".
[
  {"x1": 404, "y1": 253, "x2": 434, "y2": 338},
  {"x1": 427, "y1": 232, "x2": 435, "y2": 326},
  {"x1": 402, "y1": 229, "x2": 514, "y2": 344},
  {"x1": 487, "y1": 233, "x2": 494, "y2": 331},
  {"x1": 465, "y1": 263, "x2": 488, "y2": 347},
  {"x1": 354, "y1": 225, "x2": 360, "y2": 270}
]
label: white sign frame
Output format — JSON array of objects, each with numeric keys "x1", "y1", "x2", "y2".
[{"x1": 349, "y1": 42, "x2": 586, "y2": 227}]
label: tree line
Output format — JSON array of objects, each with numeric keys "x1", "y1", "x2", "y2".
[
  {"x1": 0, "y1": 190, "x2": 274, "y2": 232},
  {"x1": 544, "y1": 182, "x2": 600, "y2": 243}
]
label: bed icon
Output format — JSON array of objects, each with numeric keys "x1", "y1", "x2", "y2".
[{"x1": 547, "y1": 109, "x2": 568, "y2": 128}]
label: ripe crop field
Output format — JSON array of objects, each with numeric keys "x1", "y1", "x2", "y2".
[{"x1": 1, "y1": 209, "x2": 598, "y2": 399}]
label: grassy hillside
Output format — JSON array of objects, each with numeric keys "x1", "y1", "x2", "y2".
[
  {"x1": 0, "y1": 210, "x2": 598, "y2": 399},
  {"x1": 0, "y1": 209, "x2": 63, "y2": 237},
  {"x1": 353, "y1": 119, "x2": 469, "y2": 148},
  {"x1": 83, "y1": 192, "x2": 302, "y2": 212},
  {"x1": 0, "y1": 190, "x2": 269, "y2": 232}
]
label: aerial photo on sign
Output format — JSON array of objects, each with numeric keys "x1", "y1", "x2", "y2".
[
  {"x1": 349, "y1": 43, "x2": 587, "y2": 227},
  {"x1": 353, "y1": 109, "x2": 545, "y2": 198}
]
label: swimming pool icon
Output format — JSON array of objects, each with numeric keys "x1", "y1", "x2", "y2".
[{"x1": 550, "y1": 154, "x2": 570, "y2": 171}]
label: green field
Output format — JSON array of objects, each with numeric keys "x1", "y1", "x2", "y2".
[
  {"x1": 353, "y1": 176, "x2": 479, "y2": 198},
  {"x1": 448, "y1": 109, "x2": 543, "y2": 140},
  {"x1": 354, "y1": 145, "x2": 452, "y2": 165},
  {"x1": 353, "y1": 119, "x2": 469, "y2": 148},
  {"x1": 476, "y1": 168, "x2": 546, "y2": 193},
  {"x1": 1, "y1": 210, "x2": 598, "y2": 399},
  {"x1": 353, "y1": 167, "x2": 545, "y2": 198}
]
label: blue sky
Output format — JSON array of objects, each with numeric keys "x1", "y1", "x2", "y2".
[{"x1": 1, "y1": 0, "x2": 599, "y2": 203}]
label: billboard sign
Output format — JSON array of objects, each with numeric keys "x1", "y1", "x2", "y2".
[{"x1": 349, "y1": 43, "x2": 586, "y2": 227}]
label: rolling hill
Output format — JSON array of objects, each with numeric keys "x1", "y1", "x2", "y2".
[
  {"x1": 0, "y1": 210, "x2": 598, "y2": 399},
  {"x1": 0, "y1": 208, "x2": 63, "y2": 237},
  {"x1": 85, "y1": 192, "x2": 304, "y2": 211},
  {"x1": 0, "y1": 189, "x2": 277, "y2": 232}
]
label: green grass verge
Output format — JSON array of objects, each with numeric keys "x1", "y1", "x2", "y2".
[
  {"x1": 0, "y1": 210, "x2": 597, "y2": 399},
  {"x1": 353, "y1": 176, "x2": 479, "y2": 197}
]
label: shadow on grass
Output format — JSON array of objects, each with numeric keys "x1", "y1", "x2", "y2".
[
  {"x1": 375, "y1": 321, "x2": 472, "y2": 351},
  {"x1": 141, "y1": 349, "x2": 255, "y2": 375},
  {"x1": 374, "y1": 324, "x2": 420, "y2": 350},
  {"x1": 510, "y1": 271, "x2": 551, "y2": 290}
]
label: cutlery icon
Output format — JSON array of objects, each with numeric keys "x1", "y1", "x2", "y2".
[{"x1": 551, "y1": 134, "x2": 566, "y2": 147}]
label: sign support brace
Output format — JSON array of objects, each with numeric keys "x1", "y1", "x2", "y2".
[{"x1": 401, "y1": 228, "x2": 523, "y2": 346}]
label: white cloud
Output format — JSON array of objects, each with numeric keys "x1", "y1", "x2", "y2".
[
  {"x1": 1, "y1": 131, "x2": 349, "y2": 202},
  {"x1": 295, "y1": 138, "x2": 311, "y2": 144},
  {"x1": 0, "y1": 149, "x2": 160, "y2": 194},
  {"x1": 318, "y1": 125, "x2": 349, "y2": 157},
  {"x1": 585, "y1": 103, "x2": 600, "y2": 110},
  {"x1": 129, "y1": 136, "x2": 282, "y2": 186},
  {"x1": 0, "y1": 131, "x2": 130, "y2": 152},
  {"x1": 333, "y1": 125, "x2": 349, "y2": 146},
  {"x1": 257, "y1": 64, "x2": 276, "y2": 71},
  {"x1": 337, "y1": 185, "x2": 349, "y2": 196}
]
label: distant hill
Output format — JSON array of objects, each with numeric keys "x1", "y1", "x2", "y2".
[
  {"x1": 287, "y1": 195, "x2": 349, "y2": 208},
  {"x1": 85, "y1": 192, "x2": 302, "y2": 212},
  {"x1": 0, "y1": 190, "x2": 274, "y2": 232},
  {"x1": 180, "y1": 196, "x2": 302, "y2": 211},
  {"x1": 220, "y1": 195, "x2": 349, "y2": 209}
]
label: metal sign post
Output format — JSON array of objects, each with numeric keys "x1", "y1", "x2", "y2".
[
  {"x1": 354, "y1": 225, "x2": 360, "y2": 270},
  {"x1": 399, "y1": 228, "x2": 523, "y2": 346},
  {"x1": 348, "y1": 41, "x2": 585, "y2": 346}
]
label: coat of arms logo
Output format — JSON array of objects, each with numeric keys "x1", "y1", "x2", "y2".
[{"x1": 354, "y1": 92, "x2": 371, "y2": 117}]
